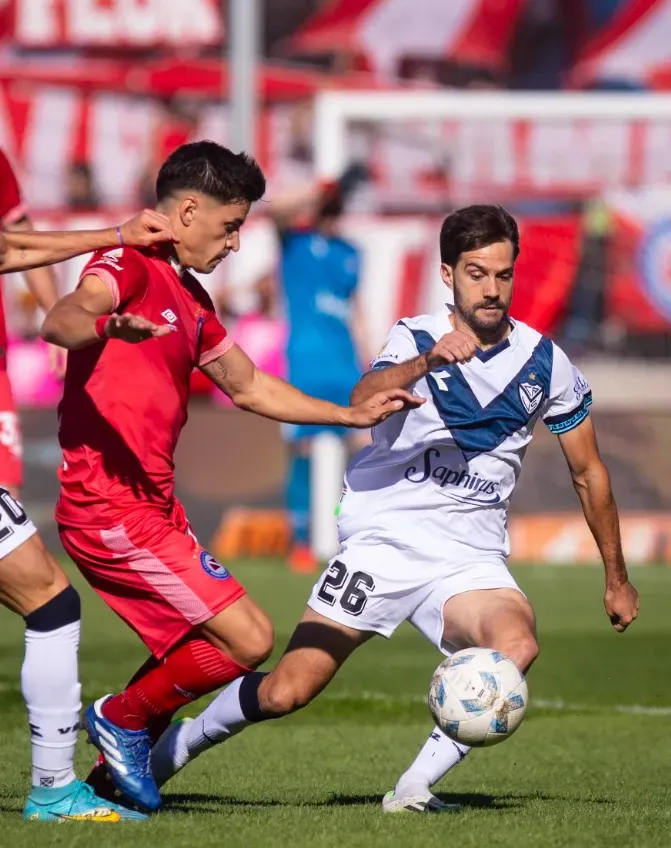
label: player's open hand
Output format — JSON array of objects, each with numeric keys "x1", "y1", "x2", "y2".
[
  {"x1": 604, "y1": 579, "x2": 639, "y2": 632},
  {"x1": 344, "y1": 388, "x2": 425, "y2": 428},
  {"x1": 426, "y1": 331, "x2": 477, "y2": 368},
  {"x1": 103, "y1": 313, "x2": 176, "y2": 344},
  {"x1": 119, "y1": 210, "x2": 179, "y2": 248}
]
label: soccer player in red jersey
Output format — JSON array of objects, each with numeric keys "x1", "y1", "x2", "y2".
[
  {"x1": 41, "y1": 141, "x2": 419, "y2": 813},
  {"x1": 0, "y1": 149, "x2": 67, "y2": 495}
]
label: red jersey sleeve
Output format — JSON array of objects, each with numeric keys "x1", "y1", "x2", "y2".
[
  {"x1": 79, "y1": 247, "x2": 148, "y2": 313},
  {"x1": 0, "y1": 150, "x2": 27, "y2": 226},
  {"x1": 198, "y1": 307, "x2": 233, "y2": 367}
]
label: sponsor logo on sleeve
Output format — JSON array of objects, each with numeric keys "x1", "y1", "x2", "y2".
[
  {"x1": 200, "y1": 551, "x2": 230, "y2": 580},
  {"x1": 573, "y1": 370, "x2": 590, "y2": 398},
  {"x1": 92, "y1": 253, "x2": 122, "y2": 272}
]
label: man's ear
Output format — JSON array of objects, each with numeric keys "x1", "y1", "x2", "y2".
[
  {"x1": 179, "y1": 196, "x2": 198, "y2": 227},
  {"x1": 440, "y1": 263, "x2": 454, "y2": 292}
]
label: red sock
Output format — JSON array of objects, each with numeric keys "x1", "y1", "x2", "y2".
[
  {"x1": 126, "y1": 654, "x2": 160, "y2": 687},
  {"x1": 102, "y1": 639, "x2": 250, "y2": 731}
]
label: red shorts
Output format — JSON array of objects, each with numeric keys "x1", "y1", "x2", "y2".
[
  {"x1": 59, "y1": 504, "x2": 246, "y2": 658},
  {"x1": 0, "y1": 372, "x2": 22, "y2": 488}
]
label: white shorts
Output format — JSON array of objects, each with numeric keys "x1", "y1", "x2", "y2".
[
  {"x1": 0, "y1": 488, "x2": 37, "y2": 559},
  {"x1": 307, "y1": 538, "x2": 523, "y2": 655}
]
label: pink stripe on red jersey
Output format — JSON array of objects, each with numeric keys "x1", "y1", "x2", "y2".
[
  {"x1": 81, "y1": 266, "x2": 120, "y2": 311},
  {"x1": 99, "y1": 524, "x2": 214, "y2": 626},
  {"x1": 199, "y1": 336, "x2": 233, "y2": 367},
  {"x1": 1, "y1": 203, "x2": 28, "y2": 227}
]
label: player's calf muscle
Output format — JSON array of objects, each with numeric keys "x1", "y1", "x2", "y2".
[{"x1": 256, "y1": 613, "x2": 367, "y2": 717}]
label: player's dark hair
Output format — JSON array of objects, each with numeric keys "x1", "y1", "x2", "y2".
[
  {"x1": 156, "y1": 141, "x2": 266, "y2": 205},
  {"x1": 439, "y1": 205, "x2": 520, "y2": 266}
]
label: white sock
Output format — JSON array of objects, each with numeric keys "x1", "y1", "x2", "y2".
[
  {"x1": 21, "y1": 621, "x2": 81, "y2": 789},
  {"x1": 181, "y1": 678, "x2": 251, "y2": 764},
  {"x1": 395, "y1": 727, "x2": 470, "y2": 794}
]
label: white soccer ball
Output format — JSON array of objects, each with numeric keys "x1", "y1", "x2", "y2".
[{"x1": 428, "y1": 647, "x2": 528, "y2": 747}]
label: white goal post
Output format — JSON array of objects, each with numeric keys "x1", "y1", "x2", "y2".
[
  {"x1": 309, "y1": 89, "x2": 671, "y2": 562},
  {"x1": 314, "y1": 90, "x2": 671, "y2": 181}
]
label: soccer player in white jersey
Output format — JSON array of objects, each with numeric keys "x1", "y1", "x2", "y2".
[
  {"x1": 151, "y1": 205, "x2": 640, "y2": 812},
  {"x1": 0, "y1": 211, "x2": 175, "y2": 822}
]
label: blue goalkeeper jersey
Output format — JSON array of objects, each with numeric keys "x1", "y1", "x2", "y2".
[{"x1": 280, "y1": 228, "x2": 361, "y2": 394}]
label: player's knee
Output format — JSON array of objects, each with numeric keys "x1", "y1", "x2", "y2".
[
  {"x1": 260, "y1": 675, "x2": 314, "y2": 717},
  {"x1": 502, "y1": 633, "x2": 539, "y2": 673},
  {"x1": 32, "y1": 559, "x2": 69, "y2": 599}
]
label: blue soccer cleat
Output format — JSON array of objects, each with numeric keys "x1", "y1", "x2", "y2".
[
  {"x1": 22, "y1": 779, "x2": 148, "y2": 822},
  {"x1": 83, "y1": 696, "x2": 161, "y2": 813}
]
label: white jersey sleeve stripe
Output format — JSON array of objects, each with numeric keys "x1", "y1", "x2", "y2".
[
  {"x1": 541, "y1": 341, "x2": 593, "y2": 434},
  {"x1": 544, "y1": 391, "x2": 592, "y2": 434},
  {"x1": 369, "y1": 321, "x2": 418, "y2": 372}
]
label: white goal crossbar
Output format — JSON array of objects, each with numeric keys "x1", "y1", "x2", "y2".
[{"x1": 314, "y1": 90, "x2": 671, "y2": 179}]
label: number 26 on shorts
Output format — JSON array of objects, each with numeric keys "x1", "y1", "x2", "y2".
[{"x1": 317, "y1": 561, "x2": 375, "y2": 616}]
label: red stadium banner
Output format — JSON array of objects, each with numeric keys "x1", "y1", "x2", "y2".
[
  {"x1": 289, "y1": 0, "x2": 526, "y2": 77},
  {"x1": 511, "y1": 218, "x2": 581, "y2": 335},
  {"x1": 1, "y1": 84, "x2": 671, "y2": 207},
  {"x1": 10, "y1": 0, "x2": 224, "y2": 48},
  {"x1": 570, "y1": 0, "x2": 671, "y2": 90},
  {"x1": 606, "y1": 190, "x2": 671, "y2": 330}
]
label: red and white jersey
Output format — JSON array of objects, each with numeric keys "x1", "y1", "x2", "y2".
[
  {"x1": 56, "y1": 245, "x2": 232, "y2": 528},
  {"x1": 0, "y1": 149, "x2": 28, "y2": 372}
]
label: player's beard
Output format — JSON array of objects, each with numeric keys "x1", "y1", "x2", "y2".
[{"x1": 454, "y1": 287, "x2": 510, "y2": 339}]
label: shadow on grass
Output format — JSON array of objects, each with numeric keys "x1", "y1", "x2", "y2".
[
  {"x1": 163, "y1": 792, "x2": 512, "y2": 814},
  {"x1": 162, "y1": 789, "x2": 615, "y2": 815}
]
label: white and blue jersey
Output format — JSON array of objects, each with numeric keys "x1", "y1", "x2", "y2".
[
  {"x1": 337, "y1": 306, "x2": 592, "y2": 562},
  {"x1": 281, "y1": 230, "x2": 361, "y2": 437}
]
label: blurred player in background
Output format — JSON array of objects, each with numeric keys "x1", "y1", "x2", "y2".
[
  {"x1": 0, "y1": 149, "x2": 67, "y2": 496},
  {"x1": 41, "y1": 141, "x2": 417, "y2": 815},
  {"x1": 0, "y1": 210, "x2": 176, "y2": 822},
  {"x1": 151, "y1": 206, "x2": 639, "y2": 812},
  {"x1": 270, "y1": 166, "x2": 371, "y2": 571}
]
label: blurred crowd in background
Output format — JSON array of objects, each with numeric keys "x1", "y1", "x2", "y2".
[
  {"x1": 4, "y1": 0, "x2": 671, "y2": 560},
  {"x1": 3, "y1": 0, "x2": 671, "y2": 372}
]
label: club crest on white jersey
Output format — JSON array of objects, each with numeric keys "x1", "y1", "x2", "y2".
[{"x1": 518, "y1": 381, "x2": 543, "y2": 415}]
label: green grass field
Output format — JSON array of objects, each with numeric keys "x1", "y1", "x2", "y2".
[{"x1": 1, "y1": 561, "x2": 670, "y2": 847}]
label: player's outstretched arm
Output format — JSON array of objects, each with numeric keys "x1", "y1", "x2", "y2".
[
  {"x1": 201, "y1": 344, "x2": 424, "y2": 427},
  {"x1": 41, "y1": 275, "x2": 174, "y2": 350},
  {"x1": 350, "y1": 331, "x2": 477, "y2": 405},
  {"x1": 0, "y1": 209, "x2": 177, "y2": 273},
  {"x1": 558, "y1": 417, "x2": 639, "y2": 632}
]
